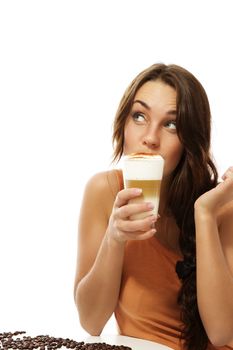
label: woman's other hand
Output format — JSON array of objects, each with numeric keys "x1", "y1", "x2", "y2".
[{"x1": 195, "y1": 166, "x2": 233, "y2": 217}]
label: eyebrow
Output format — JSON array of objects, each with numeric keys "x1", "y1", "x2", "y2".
[
  {"x1": 133, "y1": 99, "x2": 177, "y2": 116},
  {"x1": 133, "y1": 99, "x2": 151, "y2": 110}
]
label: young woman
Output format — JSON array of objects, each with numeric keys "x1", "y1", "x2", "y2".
[{"x1": 74, "y1": 64, "x2": 233, "y2": 350}]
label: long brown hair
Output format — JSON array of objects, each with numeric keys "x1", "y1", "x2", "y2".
[{"x1": 112, "y1": 63, "x2": 218, "y2": 350}]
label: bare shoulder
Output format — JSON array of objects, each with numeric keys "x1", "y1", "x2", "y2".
[
  {"x1": 79, "y1": 169, "x2": 122, "y2": 237},
  {"x1": 85, "y1": 169, "x2": 121, "y2": 193},
  {"x1": 83, "y1": 169, "x2": 121, "y2": 215}
]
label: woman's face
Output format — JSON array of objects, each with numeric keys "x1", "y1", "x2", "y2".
[{"x1": 123, "y1": 80, "x2": 184, "y2": 178}]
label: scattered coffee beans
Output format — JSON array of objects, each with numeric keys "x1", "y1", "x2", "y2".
[{"x1": 0, "y1": 331, "x2": 132, "y2": 350}]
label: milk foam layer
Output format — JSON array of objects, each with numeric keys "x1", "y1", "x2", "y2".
[{"x1": 123, "y1": 154, "x2": 164, "y2": 180}]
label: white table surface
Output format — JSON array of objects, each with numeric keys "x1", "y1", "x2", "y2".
[{"x1": 84, "y1": 334, "x2": 174, "y2": 350}]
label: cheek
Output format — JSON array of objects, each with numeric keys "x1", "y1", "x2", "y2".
[{"x1": 164, "y1": 142, "x2": 184, "y2": 175}]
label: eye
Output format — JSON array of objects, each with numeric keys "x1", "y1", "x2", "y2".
[
  {"x1": 131, "y1": 112, "x2": 146, "y2": 123},
  {"x1": 165, "y1": 120, "x2": 177, "y2": 130}
]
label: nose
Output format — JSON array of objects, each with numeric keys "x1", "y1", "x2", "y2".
[{"x1": 142, "y1": 125, "x2": 160, "y2": 149}]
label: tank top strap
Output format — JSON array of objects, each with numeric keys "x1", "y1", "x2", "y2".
[{"x1": 115, "y1": 169, "x2": 124, "y2": 191}]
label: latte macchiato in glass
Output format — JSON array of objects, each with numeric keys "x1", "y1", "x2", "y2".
[{"x1": 123, "y1": 154, "x2": 164, "y2": 219}]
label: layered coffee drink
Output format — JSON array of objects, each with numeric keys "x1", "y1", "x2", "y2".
[{"x1": 123, "y1": 154, "x2": 164, "y2": 219}]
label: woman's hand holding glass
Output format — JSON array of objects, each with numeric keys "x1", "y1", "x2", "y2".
[{"x1": 107, "y1": 188, "x2": 158, "y2": 243}]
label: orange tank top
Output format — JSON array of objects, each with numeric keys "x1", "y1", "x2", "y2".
[{"x1": 113, "y1": 169, "x2": 232, "y2": 350}]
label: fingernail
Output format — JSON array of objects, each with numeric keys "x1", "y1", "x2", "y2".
[
  {"x1": 147, "y1": 202, "x2": 154, "y2": 210},
  {"x1": 134, "y1": 188, "x2": 142, "y2": 194}
]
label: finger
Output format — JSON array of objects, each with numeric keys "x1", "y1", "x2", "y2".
[
  {"x1": 117, "y1": 201, "x2": 155, "y2": 219},
  {"x1": 121, "y1": 228, "x2": 156, "y2": 241},
  {"x1": 114, "y1": 188, "x2": 142, "y2": 208},
  {"x1": 222, "y1": 166, "x2": 233, "y2": 180},
  {"x1": 135, "y1": 229, "x2": 157, "y2": 240},
  {"x1": 116, "y1": 215, "x2": 157, "y2": 233}
]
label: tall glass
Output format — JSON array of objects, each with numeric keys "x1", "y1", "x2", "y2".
[{"x1": 123, "y1": 154, "x2": 164, "y2": 219}]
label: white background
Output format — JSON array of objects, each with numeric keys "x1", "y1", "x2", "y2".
[{"x1": 0, "y1": 0, "x2": 233, "y2": 341}]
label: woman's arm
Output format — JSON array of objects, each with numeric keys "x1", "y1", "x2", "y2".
[
  {"x1": 74, "y1": 171, "x2": 157, "y2": 335},
  {"x1": 194, "y1": 167, "x2": 233, "y2": 347}
]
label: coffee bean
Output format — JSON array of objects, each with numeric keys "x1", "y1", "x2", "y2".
[{"x1": 0, "y1": 331, "x2": 132, "y2": 350}]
